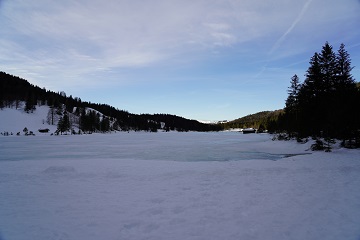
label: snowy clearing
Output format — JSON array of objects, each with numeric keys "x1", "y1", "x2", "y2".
[{"x1": 0, "y1": 132, "x2": 360, "y2": 240}]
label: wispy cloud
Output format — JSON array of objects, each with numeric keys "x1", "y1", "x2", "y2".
[
  {"x1": 1, "y1": 0, "x2": 359, "y2": 90},
  {"x1": 269, "y1": 0, "x2": 313, "y2": 55},
  {"x1": 0, "y1": 1, "x2": 300, "y2": 63}
]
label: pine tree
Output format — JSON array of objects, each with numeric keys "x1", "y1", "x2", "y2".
[
  {"x1": 25, "y1": 93, "x2": 36, "y2": 113},
  {"x1": 285, "y1": 74, "x2": 301, "y2": 134},
  {"x1": 331, "y1": 43, "x2": 358, "y2": 141},
  {"x1": 317, "y1": 42, "x2": 337, "y2": 137},
  {"x1": 57, "y1": 111, "x2": 71, "y2": 134},
  {"x1": 318, "y1": 42, "x2": 337, "y2": 92},
  {"x1": 62, "y1": 111, "x2": 71, "y2": 132},
  {"x1": 302, "y1": 52, "x2": 322, "y2": 99},
  {"x1": 285, "y1": 74, "x2": 301, "y2": 111},
  {"x1": 297, "y1": 52, "x2": 323, "y2": 136},
  {"x1": 335, "y1": 43, "x2": 355, "y2": 89}
]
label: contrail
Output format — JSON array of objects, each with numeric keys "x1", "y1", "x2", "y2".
[{"x1": 269, "y1": 0, "x2": 313, "y2": 55}]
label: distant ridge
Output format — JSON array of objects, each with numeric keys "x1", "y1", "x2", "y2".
[
  {"x1": 220, "y1": 110, "x2": 283, "y2": 131},
  {"x1": 0, "y1": 71, "x2": 221, "y2": 132}
]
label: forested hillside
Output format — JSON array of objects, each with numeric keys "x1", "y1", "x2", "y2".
[
  {"x1": 220, "y1": 110, "x2": 283, "y2": 132},
  {"x1": 0, "y1": 72, "x2": 221, "y2": 132}
]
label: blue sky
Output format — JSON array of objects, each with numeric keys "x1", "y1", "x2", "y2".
[{"x1": 1, "y1": 0, "x2": 360, "y2": 121}]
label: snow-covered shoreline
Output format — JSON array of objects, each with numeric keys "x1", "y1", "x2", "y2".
[{"x1": 0, "y1": 131, "x2": 360, "y2": 240}]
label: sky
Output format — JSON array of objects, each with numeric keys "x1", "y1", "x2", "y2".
[{"x1": 1, "y1": 0, "x2": 360, "y2": 121}]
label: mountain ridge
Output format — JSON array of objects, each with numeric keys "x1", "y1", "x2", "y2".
[{"x1": 0, "y1": 71, "x2": 221, "y2": 132}]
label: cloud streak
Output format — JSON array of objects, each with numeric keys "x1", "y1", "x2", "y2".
[{"x1": 269, "y1": 0, "x2": 313, "y2": 55}]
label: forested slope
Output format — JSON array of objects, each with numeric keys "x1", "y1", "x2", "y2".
[{"x1": 0, "y1": 72, "x2": 221, "y2": 132}]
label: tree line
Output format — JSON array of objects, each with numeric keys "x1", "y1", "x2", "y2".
[{"x1": 220, "y1": 110, "x2": 283, "y2": 132}]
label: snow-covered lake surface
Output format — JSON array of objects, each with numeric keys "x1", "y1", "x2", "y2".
[
  {"x1": 0, "y1": 132, "x2": 302, "y2": 162},
  {"x1": 0, "y1": 132, "x2": 360, "y2": 240}
]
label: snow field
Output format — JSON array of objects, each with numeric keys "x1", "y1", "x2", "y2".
[{"x1": 0, "y1": 105, "x2": 58, "y2": 135}]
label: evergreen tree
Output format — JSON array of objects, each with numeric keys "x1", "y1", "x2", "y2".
[
  {"x1": 285, "y1": 74, "x2": 301, "y2": 111},
  {"x1": 297, "y1": 52, "x2": 323, "y2": 136},
  {"x1": 25, "y1": 93, "x2": 36, "y2": 113},
  {"x1": 301, "y1": 52, "x2": 322, "y2": 99},
  {"x1": 317, "y1": 42, "x2": 337, "y2": 137},
  {"x1": 335, "y1": 43, "x2": 355, "y2": 89},
  {"x1": 100, "y1": 117, "x2": 110, "y2": 132},
  {"x1": 23, "y1": 127, "x2": 28, "y2": 135},
  {"x1": 331, "y1": 43, "x2": 358, "y2": 141},
  {"x1": 63, "y1": 111, "x2": 71, "y2": 132},
  {"x1": 57, "y1": 111, "x2": 71, "y2": 134},
  {"x1": 285, "y1": 74, "x2": 301, "y2": 134},
  {"x1": 318, "y1": 42, "x2": 337, "y2": 92}
]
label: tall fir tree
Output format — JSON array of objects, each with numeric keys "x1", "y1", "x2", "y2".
[
  {"x1": 57, "y1": 111, "x2": 71, "y2": 134},
  {"x1": 25, "y1": 92, "x2": 36, "y2": 113},
  {"x1": 318, "y1": 42, "x2": 337, "y2": 92},
  {"x1": 317, "y1": 42, "x2": 337, "y2": 136},
  {"x1": 297, "y1": 52, "x2": 323, "y2": 136},
  {"x1": 332, "y1": 43, "x2": 358, "y2": 141},
  {"x1": 285, "y1": 74, "x2": 301, "y2": 134},
  {"x1": 335, "y1": 43, "x2": 355, "y2": 89},
  {"x1": 285, "y1": 74, "x2": 301, "y2": 111},
  {"x1": 301, "y1": 52, "x2": 322, "y2": 99}
]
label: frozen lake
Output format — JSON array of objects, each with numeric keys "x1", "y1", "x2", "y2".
[
  {"x1": 0, "y1": 131, "x2": 295, "y2": 162},
  {"x1": 1, "y1": 131, "x2": 359, "y2": 240}
]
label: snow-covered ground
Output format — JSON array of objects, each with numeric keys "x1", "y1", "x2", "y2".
[
  {"x1": 0, "y1": 131, "x2": 360, "y2": 240},
  {"x1": 0, "y1": 105, "x2": 58, "y2": 135}
]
